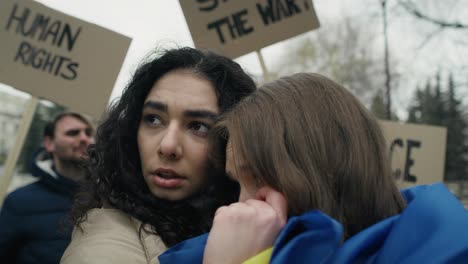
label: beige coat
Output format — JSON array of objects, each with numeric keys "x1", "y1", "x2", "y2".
[{"x1": 60, "y1": 208, "x2": 167, "y2": 264}]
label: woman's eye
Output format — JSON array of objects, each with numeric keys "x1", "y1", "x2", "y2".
[
  {"x1": 143, "y1": 114, "x2": 162, "y2": 126},
  {"x1": 189, "y1": 122, "x2": 210, "y2": 135}
]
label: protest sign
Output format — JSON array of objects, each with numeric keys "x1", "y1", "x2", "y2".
[
  {"x1": 381, "y1": 120, "x2": 447, "y2": 188},
  {"x1": 179, "y1": 0, "x2": 320, "y2": 58},
  {"x1": 0, "y1": 0, "x2": 131, "y2": 118}
]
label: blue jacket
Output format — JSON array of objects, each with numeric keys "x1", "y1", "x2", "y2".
[
  {"x1": 0, "y1": 149, "x2": 78, "y2": 264},
  {"x1": 159, "y1": 183, "x2": 468, "y2": 263}
]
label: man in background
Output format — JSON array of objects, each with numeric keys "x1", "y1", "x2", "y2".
[{"x1": 0, "y1": 112, "x2": 94, "y2": 264}]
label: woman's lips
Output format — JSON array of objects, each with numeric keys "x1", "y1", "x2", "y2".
[
  {"x1": 152, "y1": 174, "x2": 184, "y2": 188},
  {"x1": 151, "y1": 168, "x2": 185, "y2": 188}
]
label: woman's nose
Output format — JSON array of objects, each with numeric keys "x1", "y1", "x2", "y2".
[{"x1": 158, "y1": 124, "x2": 182, "y2": 160}]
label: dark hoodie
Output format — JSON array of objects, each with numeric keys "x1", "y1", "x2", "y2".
[{"x1": 0, "y1": 148, "x2": 78, "y2": 264}]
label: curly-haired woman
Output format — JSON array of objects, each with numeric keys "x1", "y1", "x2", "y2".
[{"x1": 60, "y1": 47, "x2": 256, "y2": 264}]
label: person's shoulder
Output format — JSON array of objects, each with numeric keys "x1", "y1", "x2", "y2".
[
  {"x1": 6, "y1": 181, "x2": 43, "y2": 197},
  {"x1": 78, "y1": 208, "x2": 138, "y2": 231},
  {"x1": 61, "y1": 208, "x2": 149, "y2": 264},
  {"x1": 2, "y1": 182, "x2": 47, "y2": 212},
  {"x1": 2, "y1": 181, "x2": 69, "y2": 215},
  {"x1": 72, "y1": 208, "x2": 147, "y2": 243}
]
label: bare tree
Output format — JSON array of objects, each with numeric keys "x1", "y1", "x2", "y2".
[
  {"x1": 398, "y1": 0, "x2": 468, "y2": 29},
  {"x1": 381, "y1": 0, "x2": 392, "y2": 119},
  {"x1": 272, "y1": 17, "x2": 387, "y2": 105}
]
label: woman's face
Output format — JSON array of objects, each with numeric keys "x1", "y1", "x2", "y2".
[
  {"x1": 137, "y1": 69, "x2": 219, "y2": 201},
  {"x1": 225, "y1": 140, "x2": 259, "y2": 202}
]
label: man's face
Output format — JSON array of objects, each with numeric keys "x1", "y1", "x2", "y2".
[{"x1": 45, "y1": 116, "x2": 94, "y2": 163}]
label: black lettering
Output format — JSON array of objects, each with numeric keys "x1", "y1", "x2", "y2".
[
  {"x1": 54, "y1": 56, "x2": 70, "y2": 76},
  {"x1": 404, "y1": 139, "x2": 421, "y2": 183},
  {"x1": 39, "y1": 20, "x2": 61, "y2": 46},
  {"x1": 223, "y1": 16, "x2": 236, "y2": 40},
  {"x1": 207, "y1": 17, "x2": 232, "y2": 44},
  {"x1": 257, "y1": 0, "x2": 303, "y2": 26},
  {"x1": 13, "y1": 41, "x2": 79, "y2": 81},
  {"x1": 389, "y1": 138, "x2": 404, "y2": 158},
  {"x1": 6, "y1": 6, "x2": 79, "y2": 52},
  {"x1": 303, "y1": 0, "x2": 310, "y2": 10},
  {"x1": 58, "y1": 24, "x2": 81, "y2": 51},
  {"x1": 389, "y1": 138, "x2": 404, "y2": 181},
  {"x1": 32, "y1": 48, "x2": 47, "y2": 69},
  {"x1": 6, "y1": 4, "x2": 30, "y2": 34},
  {"x1": 61, "y1": 62, "x2": 79, "y2": 80},
  {"x1": 286, "y1": 0, "x2": 301, "y2": 15},
  {"x1": 27, "y1": 15, "x2": 51, "y2": 39},
  {"x1": 257, "y1": 0, "x2": 275, "y2": 25},
  {"x1": 197, "y1": 0, "x2": 220, "y2": 12},
  {"x1": 207, "y1": 10, "x2": 254, "y2": 44},
  {"x1": 275, "y1": 0, "x2": 290, "y2": 20},
  {"x1": 41, "y1": 52, "x2": 58, "y2": 74},
  {"x1": 14, "y1": 41, "x2": 32, "y2": 64},
  {"x1": 233, "y1": 9, "x2": 253, "y2": 36}
]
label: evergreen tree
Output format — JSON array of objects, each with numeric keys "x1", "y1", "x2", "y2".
[
  {"x1": 370, "y1": 90, "x2": 399, "y2": 120},
  {"x1": 407, "y1": 87, "x2": 423, "y2": 123},
  {"x1": 444, "y1": 74, "x2": 468, "y2": 181},
  {"x1": 408, "y1": 76, "x2": 444, "y2": 125},
  {"x1": 432, "y1": 72, "x2": 446, "y2": 125},
  {"x1": 407, "y1": 72, "x2": 468, "y2": 181},
  {"x1": 370, "y1": 90, "x2": 387, "y2": 120}
]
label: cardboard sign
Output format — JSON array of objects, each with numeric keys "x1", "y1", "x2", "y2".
[
  {"x1": 380, "y1": 120, "x2": 447, "y2": 188},
  {"x1": 179, "y1": 0, "x2": 320, "y2": 59},
  {"x1": 0, "y1": 0, "x2": 131, "y2": 118}
]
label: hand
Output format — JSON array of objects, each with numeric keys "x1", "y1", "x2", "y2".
[{"x1": 203, "y1": 187, "x2": 287, "y2": 264}]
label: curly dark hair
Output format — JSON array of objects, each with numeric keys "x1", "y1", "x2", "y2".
[{"x1": 70, "y1": 47, "x2": 256, "y2": 247}]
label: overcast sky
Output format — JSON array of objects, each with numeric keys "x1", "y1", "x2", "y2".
[
  {"x1": 31, "y1": 0, "x2": 361, "y2": 100},
  {"x1": 1, "y1": 0, "x2": 371, "y2": 97},
  {"x1": 2, "y1": 0, "x2": 467, "y2": 116}
]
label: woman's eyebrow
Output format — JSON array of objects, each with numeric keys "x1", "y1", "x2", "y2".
[
  {"x1": 183, "y1": 109, "x2": 218, "y2": 121},
  {"x1": 142, "y1": 101, "x2": 167, "y2": 112}
]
